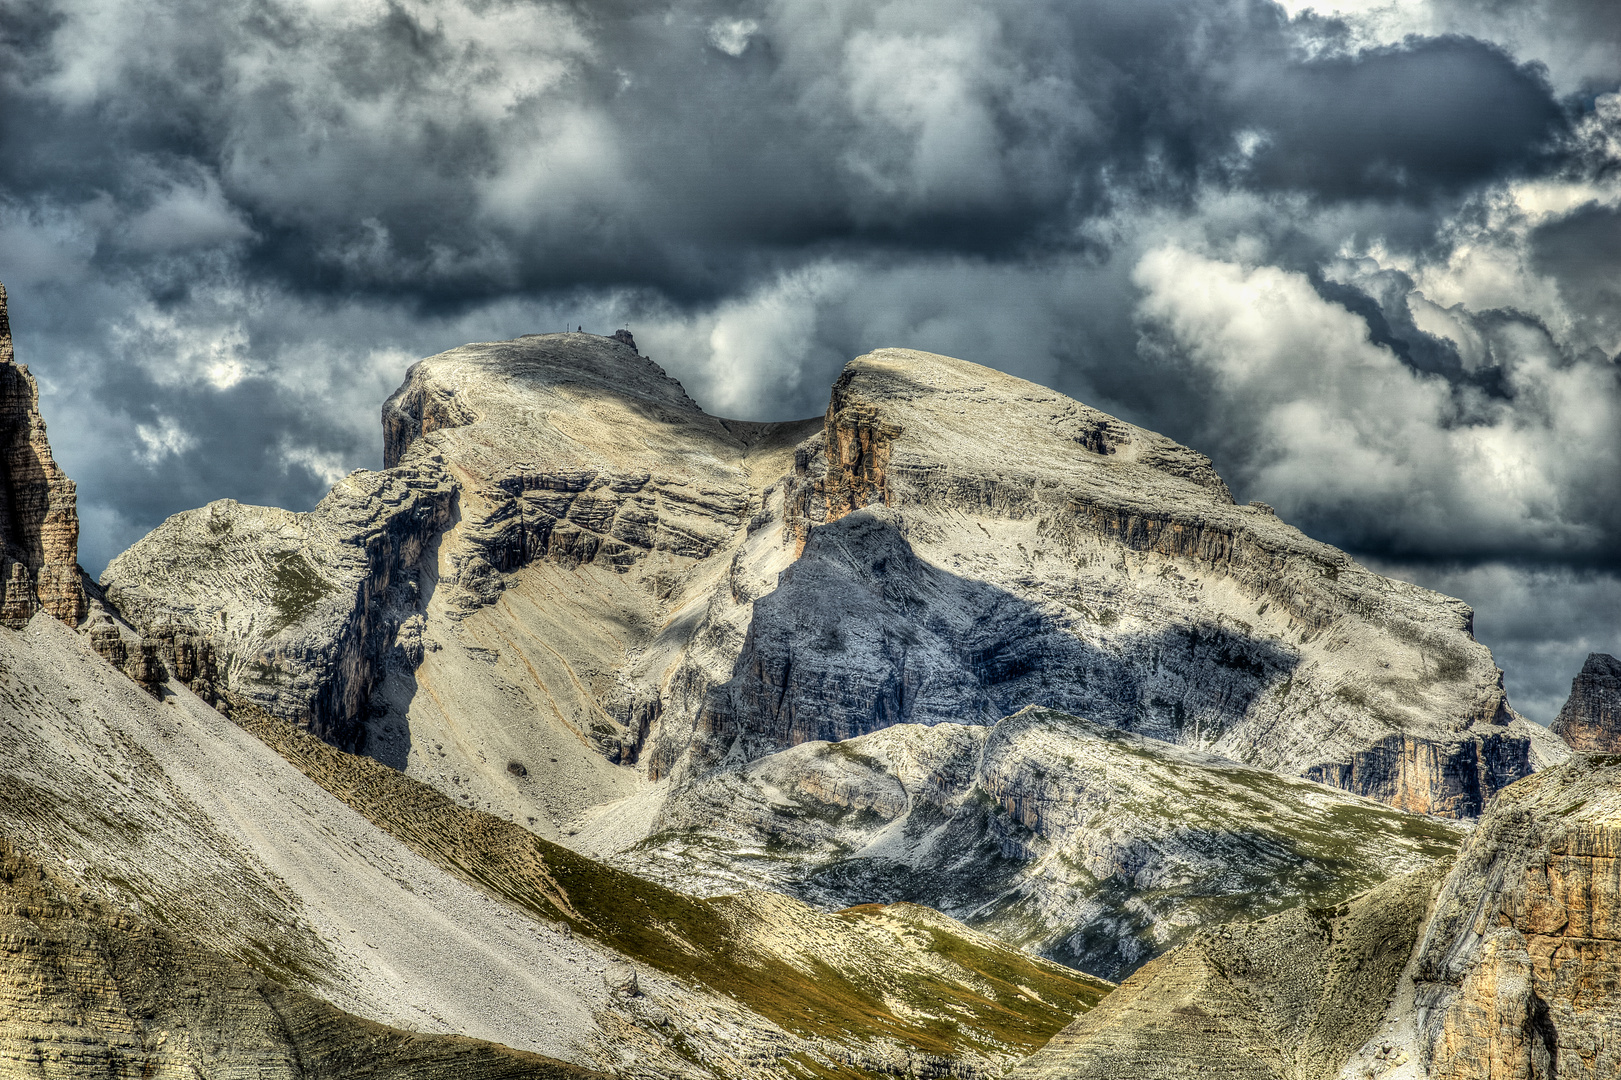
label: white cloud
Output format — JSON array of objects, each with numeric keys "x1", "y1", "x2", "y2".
[
  {"x1": 135, "y1": 416, "x2": 197, "y2": 461},
  {"x1": 707, "y1": 18, "x2": 759, "y2": 57},
  {"x1": 1132, "y1": 245, "x2": 1619, "y2": 556}
]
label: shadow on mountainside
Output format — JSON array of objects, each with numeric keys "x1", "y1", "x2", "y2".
[{"x1": 684, "y1": 508, "x2": 1304, "y2": 772}]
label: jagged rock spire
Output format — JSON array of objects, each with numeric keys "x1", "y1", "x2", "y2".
[
  {"x1": 0, "y1": 281, "x2": 87, "y2": 628},
  {"x1": 1552, "y1": 652, "x2": 1621, "y2": 752}
]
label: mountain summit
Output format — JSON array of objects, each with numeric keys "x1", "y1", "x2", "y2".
[{"x1": 107, "y1": 333, "x2": 1560, "y2": 825}]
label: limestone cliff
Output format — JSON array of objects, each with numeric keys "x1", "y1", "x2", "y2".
[
  {"x1": 0, "y1": 281, "x2": 85, "y2": 628},
  {"x1": 1551, "y1": 653, "x2": 1621, "y2": 752},
  {"x1": 1406, "y1": 754, "x2": 1621, "y2": 1080},
  {"x1": 103, "y1": 339, "x2": 1557, "y2": 837}
]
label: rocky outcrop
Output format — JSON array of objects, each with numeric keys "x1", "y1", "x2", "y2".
[
  {"x1": 0, "y1": 839, "x2": 602, "y2": 1080},
  {"x1": 620, "y1": 706, "x2": 1465, "y2": 980},
  {"x1": 102, "y1": 467, "x2": 455, "y2": 748},
  {"x1": 1023, "y1": 754, "x2": 1621, "y2": 1079},
  {"x1": 0, "y1": 280, "x2": 86, "y2": 629},
  {"x1": 692, "y1": 349, "x2": 1556, "y2": 817},
  {"x1": 1407, "y1": 754, "x2": 1621, "y2": 1080},
  {"x1": 1551, "y1": 653, "x2": 1621, "y2": 752},
  {"x1": 1006, "y1": 866, "x2": 1447, "y2": 1080},
  {"x1": 107, "y1": 340, "x2": 1555, "y2": 831}
]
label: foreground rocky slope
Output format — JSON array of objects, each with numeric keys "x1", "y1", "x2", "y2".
[
  {"x1": 0, "y1": 839, "x2": 599, "y2": 1079},
  {"x1": 0, "y1": 611, "x2": 1105, "y2": 1078},
  {"x1": 1005, "y1": 753, "x2": 1621, "y2": 1080},
  {"x1": 606, "y1": 705, "x2": 1463, "y2": 979},
  {"x1": 1552, "y1": 653, "x2": 1621, "y2": 752},
  {"x1": 104, "y1": 337, "x2": 1559, "y2": 835},
  {"x1": 1009, "y1": 864, "x2": 1447, "y2": 1080}
]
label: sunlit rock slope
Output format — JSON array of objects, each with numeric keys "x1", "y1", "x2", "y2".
[
  {"x1": 104, "y1": 337, "x2": 1560, "y2": 832},
  {"x1": 0, "y1": 611, "x2": 1104, "y2": 1078}
]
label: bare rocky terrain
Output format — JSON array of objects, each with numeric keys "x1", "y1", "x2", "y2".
[
  {"x1": 0, "y1": 286, "x2": 1109, "y2": 1078},
  {"x1": 104, "y1": 334, "x2": 1563, "y2": 832},
  {"x1": 610, "y1": 705, "x2": 1464, "y2": 979},
  {"x1": 1009, "y1": 752, "x2": 1621, "y2": 1080},
  {"x1": 1551, "y1": 652, "x2": 1621, "y2": 753},
  {"x1": 9, "y1": 278, "x2": 1618, "y2": 1078},
  {"x1": 98, "y1": 331, "x2": 1565, "y2": 981}
]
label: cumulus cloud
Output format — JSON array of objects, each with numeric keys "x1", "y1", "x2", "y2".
[{"x1": 0, "y1": 0, "x2": 1617, "y2": 708}]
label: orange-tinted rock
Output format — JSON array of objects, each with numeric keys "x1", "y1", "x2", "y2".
[
  {"x1": 1551, "y1": 653, "x2": 1621, "y2": 753},
  {"x1": 0, "y1": 281, "x2": 86, "y2": 629},
  {"x1": 1415, "y1": 755, "x2": 1621, "y2": 1080}
]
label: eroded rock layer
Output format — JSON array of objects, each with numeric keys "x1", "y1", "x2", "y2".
[
  {"x1": 0, "y1": 281, "x2": 85, "y2": 628},
  {"x1": 1551, "y1": 653, "x2": 1621, "y2": 753},
  {"x1": 1411, "y1": 754, "x2": 1621, "y2": 1080}
]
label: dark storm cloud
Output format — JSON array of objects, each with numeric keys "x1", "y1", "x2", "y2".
[{"x1": 1242, "y1": 36, "x2": 1564, "y2": 199}]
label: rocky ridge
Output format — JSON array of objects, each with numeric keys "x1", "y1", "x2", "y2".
[
  {"x1": 0, "y1": 282, "x2": 85, "y2": 628},
  {"x1": 103, "y1": 338, "x2": 1561, "y2": 830},
  {"x1": 1551, "y1": 653, "x2": 1621, "y2": 753},
  {"x1": 597, "y1": 705, "x2": 1464, "y2": 980}
]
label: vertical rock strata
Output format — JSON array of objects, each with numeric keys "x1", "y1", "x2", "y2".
[
  {"x1": 1551, "y1": 653, "x2": 1621, "y2": 752},
  {"x1": 1412, "y1": 755, "x2": 1621, "y2": 1080},
  {"x1": 0, "y1": 281, "x2": 85, "y2": 628}
]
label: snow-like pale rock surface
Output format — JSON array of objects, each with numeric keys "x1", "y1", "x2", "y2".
[{"x1": 0, "y1": 613, "x2": 625, "y2": 1063}]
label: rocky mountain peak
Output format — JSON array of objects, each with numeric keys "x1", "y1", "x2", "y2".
[
  {"x1": 0, "y1": 281, "x2": 86, "y2": 628},
  {"x1": 1552, "y1": 651, "x2": 1621, "y2": 752},
  {"x1": 106, "y1": 338, "x2": 1561, "y2": 822}
]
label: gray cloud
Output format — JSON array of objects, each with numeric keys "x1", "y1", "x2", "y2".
[{"x1": 0, "y1": 0, "x2": 1617, "y2": 713}]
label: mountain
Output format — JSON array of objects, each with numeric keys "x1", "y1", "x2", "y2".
[
  {"x1": 1551, "y1": 652, "x2": 1621, "y2": 752},
  {"x1": 103, "y1": 334, "x2": 1562, "y2": 836},
  {"x1": 0, "y1": 285, "x2": 1108, "y2": 1077},
  {"x1": 1009, "y1": 752, "x2": 1621, "y2": 1080}
]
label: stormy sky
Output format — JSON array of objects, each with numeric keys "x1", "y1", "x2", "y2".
[{"x1": 1, "y1": 0, "x2": 1617, "y2": 721}]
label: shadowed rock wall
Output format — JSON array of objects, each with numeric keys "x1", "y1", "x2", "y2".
[
  {"x1": 1551, "y1": 652, "x2": 1621, "y2": 753},
  {"x1": 0, "y1": 281, "x2": 85, "y2": 629}
]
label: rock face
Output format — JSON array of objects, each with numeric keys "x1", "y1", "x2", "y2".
[
  {"x1": 0, "y1": 281, "x2": 85, "y2": 628},
  {"x1": 102, "y1": 469, "x2": 455, "y2": 748},
  {"x1": 1407, "y1": 754, "x2": 1621, "y2": 1080},
  {"x1": 1551, "y1": 653, "x2": 1621, "y2": 752},
  {"x1": 608, "y1": 705, "x2": 1464, "y2": 979},
  {"x1": 690, "y1": 349, "x2": 1556, "y2": 816}
]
